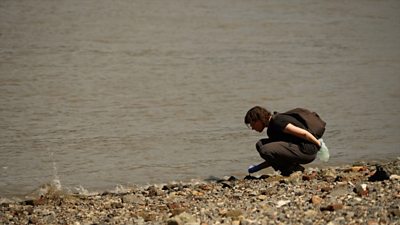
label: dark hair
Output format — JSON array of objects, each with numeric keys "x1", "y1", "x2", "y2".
[{"x1": 244, "y1": 106, "x2": 272, "y2": 125}]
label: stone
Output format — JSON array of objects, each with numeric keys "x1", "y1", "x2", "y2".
[
  {"x1": 368, "y1": 165, "x2": 390, "y2": 182},
  {"x1": 330, "y1": 186, "x2": 350, "y2": 197},
  {"x1": 321, "y1": 186, "x2": 332, "y2": 193},
  {"x1": 227, "y1": 176, "x2": 238, "y2": 181},
  {"x1": 354, "y1": 184, "x2": 369, "y2": 196},
  {"x1": 344, "y1": 166, "x2": 368, "y2": 173},
  {"x1": 111, "y1": 202, "x2": 123, "y2": 208},
  {"x1": 321, "y1": 203, "x2": 344, "y2": 211},
  {"x1": 257, "y1": 195, "x2": 267, "y2": 201},
  {"x1": 244, "y1": 175, "x2": 258, "y2": 180},
  {"x1": 224, "y1": 209, "x2": 243, "y2": 219},
  {"x1": 389, "y1": 174, "x2": 400, "y2": 180},
  {"x1": 304, "y1": 209, "x2": 318, "y2": 217},
  {"x1": 232, "y1": 220, "x2": 240, "y2": 225},
  {"x1": 367, "y1": 220, "x2": 379, "y2": 225},
  {"x1": 276, "y1": 200, "x2": 290, "y2": 208},
  {"x1": 167, "y1": 202, "x2": 186, "y2": 216},
  {"x1": 388, "y1": 206, "x2": 400, "y2": 217},
  {"x1": 147, "y1": 186, "x2": 164, "y2": 197},
  {"x1": 310, "y1": 195, "x2": 323, "y2": 205},
  {"x1": 240, "y1": 218, "x2": 256, "y2": 225},
  {"x1": 137, "y1": 212, "x2": 157, "y2": 222},
  {"x1": 121, "y1": 194, "x2": 143, "y2": 204},
  {"x1": 167, "y1": 212, "x2": 199, "y2": 225},
  {"x1": 220, "y1": 182, "x2": 232, "y2": 189},
  {"x1": 303, "y1": 171, "x2": 317, "y2": 181}
]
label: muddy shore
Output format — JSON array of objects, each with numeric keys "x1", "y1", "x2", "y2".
[{"x1": 1, "y1": 159, "x2": 399, "y2": 225}]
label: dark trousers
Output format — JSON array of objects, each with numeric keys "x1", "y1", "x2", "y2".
[{"x1": 256, "y1": 138, "x2": 318, "y2": 172}]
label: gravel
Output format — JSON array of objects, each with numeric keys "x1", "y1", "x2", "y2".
[{"x1": 1, "y1": 159, "x2": 399, "y2": 224}]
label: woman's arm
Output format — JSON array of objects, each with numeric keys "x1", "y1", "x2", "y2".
[{"x1": 283, "y1": 123, "x2": 321, "y2": 147}]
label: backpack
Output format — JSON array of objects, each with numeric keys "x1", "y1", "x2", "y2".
[{"x1": 282, "y1": 108, "x2": 326, "y2": 139}]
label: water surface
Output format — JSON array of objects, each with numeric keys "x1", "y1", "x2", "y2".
[{"x1": 1, "y1": 0, "x2": 399, "y2": 197}]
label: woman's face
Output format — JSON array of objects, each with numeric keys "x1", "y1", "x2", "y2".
[{"x1": 250, "y1": 120, "x2": 265, "y2": 133}]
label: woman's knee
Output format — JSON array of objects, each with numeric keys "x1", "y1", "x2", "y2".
[
  {"x1": 257, "y1": 143, "x2": 276, "y2": 159},
  {"x1": 255, "y1": 140, "x2": 263, "y2": 151},
  {"x1": 256, "y1": 138, "x2": 271, "y2": 151}
]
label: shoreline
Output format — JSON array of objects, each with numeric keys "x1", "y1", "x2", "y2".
[{"x1": 1, "y1": 158, "x2": 399, "y2": 224}]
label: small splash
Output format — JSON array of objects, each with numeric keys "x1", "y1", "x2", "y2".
[
  {"x1": 22, "y1": 149, "x2": 66, "y2": 199},
  {"x1": 50, "y1": 151, "x2": 62, "y2": 190},
  {"x1": 112, "y1": 184, "x2": 130, "y2": 194},
  {"x1": 73, "y1": 185, "x2": 97, "y2": 196},
  {"x1": 52, "y1": 178, "x2": 62, "y2": 191},
  {"x1": 24, "y1": 181, "x2": 68, "y2": 201}
]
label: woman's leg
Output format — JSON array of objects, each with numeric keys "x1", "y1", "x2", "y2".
[{"x1": 256, "y1": 140, "x2": 316, "y2": 175}]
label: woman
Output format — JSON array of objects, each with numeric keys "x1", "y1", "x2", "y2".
[{"x1": 244, "y1": 106, "x2": 324, "y2": 176}]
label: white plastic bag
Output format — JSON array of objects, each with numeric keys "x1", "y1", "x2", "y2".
[{"x1": 317, "y1": 138, "x2": 330, "y2": 162}]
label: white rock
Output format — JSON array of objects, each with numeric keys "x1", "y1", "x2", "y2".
[{"x1": 276, "y1": 200, "x2": 290, "y2": 208}]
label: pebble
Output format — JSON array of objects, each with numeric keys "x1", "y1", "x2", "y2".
[
  {"x1": 310, "y1": 195, "x2": 323, "y2": 205},
  {"x1": 276, "y1": 200, "x2": 290, "y2": 208},
  {"x1": 1, "y1": 159, "x2": 400, "y2": 224},
  {"x1": 390, "y1": 174, "x2": 400, "y2": 180},
  {"x1": 354, "y1": 183, "x2": 369, "y2": 196}
]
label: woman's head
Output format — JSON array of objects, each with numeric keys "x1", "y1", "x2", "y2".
[{"x1": 244, "y1": 106, "x2": 272, "y2": 132}]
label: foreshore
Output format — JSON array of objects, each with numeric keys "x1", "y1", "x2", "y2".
[{"x1": 1, "y1": 159, "x2": 399, "y2": 225}]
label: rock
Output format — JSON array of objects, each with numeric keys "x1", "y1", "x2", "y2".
[
  {"x1": 22, "y1": 196, "x2": 46, "y2": 206},
  {"x1": 227, "y1": 176, "x2": 238, "y2": 181},
  {"x1": 344, "y1": 166, "x2": 368, "y2": 173},
  {"x1": 219, "y1": 182, "x2": 232, "y2": 189},
  {"x1": 322, "y1": 169, "x2": 337, "y2": 181},
  {"x1": 259, "y1": 174, "x2": 270, "y2": 179},
  {"x1": 354, "y1": 183, "x2": 369, "y2": 196},
  {"x1": 367, "y1": 220, "x2": 379, "y2": 225},
  {"x1": 167, "y1": 203, "x2": 186, "y2": 216},
  {"x1": 167, "y1": 218, "x2": 181, "y2": 225},
  {"x1": 303, "y1": 171, "x2": 317, "y2": 181},
  {"x1": 223, "y1": 209, "x2": 243, "y2": 219},
  {"x1": 330, "y1": 185, "x2": 350, "y2": 197},
  {"x1": 283, "y1": 171, "x2": 303, "y2": 184},
  {"x1": 111, "y1": 202, "x2": 123, "y2": 208},
  {"x1": 147, "y1": 186, "x2": 164, "y2": 197},
  {"x1": 310, "y1": 195, "x2": 323, "y2": 205},
  {"x1": 321, "y1": 186, "x2": 332, "y2": 193},
  {"x1": 321, "y1": 203, "x2": 344, "y2": 211},
  {"x1": 304, "y1": 209, "x2": 318, "y2": 217},
  {"x1": 167, "y1": 212, "x2": 199, "y2": 225},
  {"x1": 368, "y1": 165, "x2": 390, "y2": 182},
  {"x1": 244, "y1": 175, "x2": 258, "y2": 180},
  {"x1": 388, "y1": 205, "x2": 400, "y2": 217},
  {"x1": 239, "y1": 218, "x2": 256, "y2": 225},
  {"x1": 232, "y1": 220, "x2": 240, "y2": 225},
  {"x1": 389, "y1": 174, "x2": 400, "y2": 180},
  {"x1": 121, "y1": 194, "x2": 144, "y2": 204},
  {"x1": 257, "y1": 195, "x2": 267, "y2": 201},
  {"x1": 137, "y1": 211, "x2": 157, "y2": 222},
  {"x1": 276, "y1": 200, "x2": 290, "y2": 208}
]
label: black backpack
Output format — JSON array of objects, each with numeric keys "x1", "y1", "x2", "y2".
[{"x1": 282, "y1": 108, "x2": 326, "y2": 139}]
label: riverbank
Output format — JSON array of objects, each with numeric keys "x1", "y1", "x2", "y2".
[{"x1": 1, "y1": 159, "x2": 399, "y2": 225}]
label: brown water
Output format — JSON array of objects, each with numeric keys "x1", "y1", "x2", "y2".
[{"x1": 1, "y1": 0, "x2": 399, "y2": 197}]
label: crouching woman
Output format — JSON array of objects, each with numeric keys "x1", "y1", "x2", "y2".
[{"x1": 245, "y1": 106, "x2": 326, "y2": 176}]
